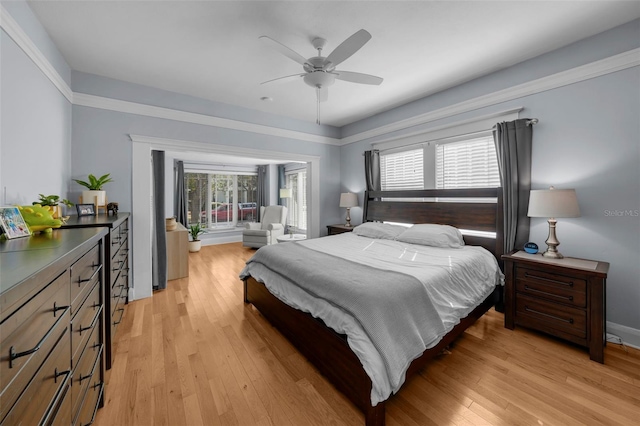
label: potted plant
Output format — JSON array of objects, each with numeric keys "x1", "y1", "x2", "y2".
[
  {"x1": 73, "y1": 173, "x2": 114, "y2": 207},
  {"x1": 188, "y1": 223, "x2": 205, "y2": 252},
  {"x1": 33, "y1": 194, "x2": 73, "y2": 219}
]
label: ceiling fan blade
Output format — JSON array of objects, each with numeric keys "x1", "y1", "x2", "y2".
[
  {"x1": 333, "y1": 70, "x2": 383, "y2": 85},
  {"x1": 260, "y1": 73, "x2": 306, "y2": 85},
  {"x1": 325, "y1": 29, "x2": 372, "y2": 68},
  {"x1": 317, "y1": 86, "x2": 328, "y2": 103},
  {"x1": 260, "y1": 36, "x2": 309, "y2": 66}
]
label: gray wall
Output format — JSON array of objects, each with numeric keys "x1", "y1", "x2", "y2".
[
  {"x1": 0, "y1": 2, "x2": 72, "y2": 208},
  {"x1": 339, "y1": 21, "x2": 640, "y2": 338}
]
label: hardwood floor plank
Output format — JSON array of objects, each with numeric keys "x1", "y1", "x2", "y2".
[{"x1": 94, "y1": 243, "x2": 640, "y2": 426}]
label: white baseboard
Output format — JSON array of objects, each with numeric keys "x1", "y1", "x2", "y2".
[{"x1": 607, "y1": 321, "x2": 640, "y2": 350}]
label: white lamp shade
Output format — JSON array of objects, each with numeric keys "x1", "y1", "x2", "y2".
[
  {"x1": 339, "y1": 192, "x2": 358, "y2": 208},
  {"x1": 279, "y1": 188, "x2": 292, "y2": 198},
  {"x1": 528, "y1": 188, "x2": 580, "y2": 218}
]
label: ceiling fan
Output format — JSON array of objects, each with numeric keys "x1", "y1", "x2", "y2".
[{"x1": 259, "y1": 29, "x2": 383, "y2": 124}]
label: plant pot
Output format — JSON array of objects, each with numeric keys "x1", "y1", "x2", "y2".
[
  {"x1": 50, "y1": 205, "x2": 62, "y2": 219},
  {"x1": 82, "y1": 190, "x2": 106, "y2": 206},
  {"x1": 188, "y1": 240, "x2": 202, "y2": 253}
]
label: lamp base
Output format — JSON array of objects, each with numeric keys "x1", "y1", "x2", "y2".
[
  {"x1": 543, "y1": 218, "x2": 564, "y2": 259},
  {"x1": 344, "y1": 207, "x2": 352, "y2": 227}
]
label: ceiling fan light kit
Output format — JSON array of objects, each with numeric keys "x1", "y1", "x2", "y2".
[{"x1": 260, "y1": 29, "x2": 383, "y2": 125}]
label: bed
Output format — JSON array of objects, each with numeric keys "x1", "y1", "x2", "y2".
[{"x1": 241, "y1": 188, "x2": 504, "y2": 426}]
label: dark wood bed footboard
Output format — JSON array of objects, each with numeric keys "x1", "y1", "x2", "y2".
[{"x1": 244, "y1": 276, "x2": 500, "y2": 426}]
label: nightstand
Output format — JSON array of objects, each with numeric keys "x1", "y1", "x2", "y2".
[
  {"x1": 502, "y1": 251, "x2": 609, "y2": 363},
  {"x1": 327, "y1": 224, "x2": 354, "y2": 235}
]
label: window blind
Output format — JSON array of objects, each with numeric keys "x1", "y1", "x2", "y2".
[
  {"x1": 436, "y1": 135, "x2": 500, "y2": 189},
  {"x1": 381, "y1": 148, "x2": 424, "y2": 190}
]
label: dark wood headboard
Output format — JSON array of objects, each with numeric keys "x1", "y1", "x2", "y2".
[{"x1": 363, "y1": 188, "x2": 504, "y2": 261}]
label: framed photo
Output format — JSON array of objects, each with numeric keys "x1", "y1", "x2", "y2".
[
  {"x1": 76, "y1": 203, "x2": 96, "y2": 217},
  {"x1": 0, "y1": 206, "x2": 31, "y2": 239}
]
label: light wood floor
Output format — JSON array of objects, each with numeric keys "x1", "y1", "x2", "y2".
[{"x1": 95, "y1": 242, "x2": 640, "y2": 426}]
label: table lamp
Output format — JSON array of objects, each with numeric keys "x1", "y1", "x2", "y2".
[
  {"x1": 339, "y1": 192, "x2": 358, "y2": 227},
  {"x1": 527, "y1": 186, "x2": 580, "y2": 259}
]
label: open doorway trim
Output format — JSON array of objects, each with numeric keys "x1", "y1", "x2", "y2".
[{"x1": 130, "y1": 134, "x2": 321, "y2": 301}]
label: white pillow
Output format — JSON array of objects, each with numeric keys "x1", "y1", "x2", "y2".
[
  {"x1": 395, "y1": 224, "x2": 464, "y2": 248},
  {"x1": 352, "y1": 222, "x2": 406, "y2": 240}
]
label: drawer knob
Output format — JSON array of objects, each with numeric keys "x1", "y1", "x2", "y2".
[{"x1": 53, "y1": 302, "x2": 70, "y2": 317}]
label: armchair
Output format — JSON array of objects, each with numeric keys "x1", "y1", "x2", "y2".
[{"x1": 242, "y1": 205, "x2": 288, "y2": 248}]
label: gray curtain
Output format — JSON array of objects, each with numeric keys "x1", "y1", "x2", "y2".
[
  {"x1": 278, "y1": 164, "x2": 286, "y2": 204},
  {"x1": 364, "y1": 150, "x2": 381, "y2": 191},
  {"x1": 152, "y1": 150, "x2": 167, "y2": 291},
  {"x1": 493, "y1": 119, "x2": 533, "y2": 253},
  {"x1": 174, "y1": 160, "x2": 188, "y2": 227},
  {"x1": 256, "y1": 165, "x2": 267, "y2": 221}
]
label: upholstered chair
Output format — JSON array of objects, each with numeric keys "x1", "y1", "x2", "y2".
[{"x1": 242, "y1": 205, "x2": 288, "y2": 248}]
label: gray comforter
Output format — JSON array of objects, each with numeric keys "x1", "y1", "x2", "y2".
[{"x1": 240, "y1": 242, "x2": 446, "y2": 392}]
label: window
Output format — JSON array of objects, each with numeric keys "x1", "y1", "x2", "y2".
[
  {"x1": 284, "y1": 168, "x2": 307, "y2": 232},
  {"x1": 185, "y1": 171, "x2": 257, "y2": 230},
  {"x1": 380, "y1": 148, "x2": 424, "y2": 190},
  {"x1": 380, "y1": 133, "x2": 500, "y2": 190},
  {"x1": 436, "y1": 134, "x2": 500, "y2": 189}
]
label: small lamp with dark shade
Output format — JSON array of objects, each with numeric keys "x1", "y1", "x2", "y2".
[
  {"x1": 527, "y1": 186, "x2": 580, "y2": 259},
  {"x1": 339, "y1": 192, "x2": 358, "y2": 227}
]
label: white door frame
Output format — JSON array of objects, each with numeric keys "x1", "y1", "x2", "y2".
[{"x1": 130, "y1": 134, "x2": 320, "y2": 301}]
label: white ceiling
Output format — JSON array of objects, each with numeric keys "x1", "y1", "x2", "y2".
[{"x1": 27, "y1": 1, "x2": 640, "y2": 128}]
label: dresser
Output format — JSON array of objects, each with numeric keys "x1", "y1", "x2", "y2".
[
  {"x1": 1, "y1": 228, "x2": 107, "y2": 425},
  {"x1": 167, "y1": 222, "x2": 189, "y2": 280},
  {"x1": 327, "y1": 224, "x2": 354, "y2": 235},
  {"x1": 502, "y1": 250, "x2": 609, "y2": 363},
  {"x1": 61, "y1": 213, "x2": 129, "y2": 370}
]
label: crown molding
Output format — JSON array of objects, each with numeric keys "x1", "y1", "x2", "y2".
[
  {"x1": 341, "y1": 48, "x2": 640, "y2": 145},
  {"x1": 0, "y1": 4, "x2": 73, "y2": 102},
  {"x1": 74, "y1": 93, "x2": 341, "y2": 145},
  {"x1": 3, "y1": 3, "x2": 637, "y2": 148}
]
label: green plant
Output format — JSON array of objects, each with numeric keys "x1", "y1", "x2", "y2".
[
  {"x1": 33, "y1": 194, "x2": 73, "y2": 207},
  {"x1": 189, "y1": 223, "x2": 205, "y2": 241},
  {"x1": 73, "y1": 173, "x2": 114, "y2": 190}
]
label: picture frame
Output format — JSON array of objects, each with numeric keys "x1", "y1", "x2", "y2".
[
  {"x1": 76, "y1": 203, "x2": 96, "y2": 217},
  {"x1": 0, "y1": 206, "x2": 32, "y2": 239}
]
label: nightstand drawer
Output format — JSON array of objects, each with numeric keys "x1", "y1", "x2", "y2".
[
  {"x1": 516, "y1": 267, "x2": 586, "y2": 308},
  {"x1": 516, "y1": 295, "x2": 586, "y2": 339}
]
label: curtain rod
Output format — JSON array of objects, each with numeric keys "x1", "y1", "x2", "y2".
[{"x1": 363, "y1": 118, "x2": 539, "y2": 155}]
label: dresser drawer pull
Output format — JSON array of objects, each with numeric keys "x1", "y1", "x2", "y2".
[
  {"x1": 78, "y1": 264, "x2": 103, "y2": 285},
  {"x1": 524, "y1": 273, "x2": 573, "y2": 287},
  {"x1": 54, "y1": 367, "x2": 71, "y2": 383},
  {"x1": 78, "y1": 371, "x2": 93, "y2": 383},
  {"x1": 79, "y1": 305, "x2": 103, "y2": 336},
  {"x1": 9, "y1": 305, "x2": 69, "y2": 368},
  {"x1": 113, "y1": 307, "x2": 125, "y2": 325},
  {"x1": 524, "y1": 305, "x2": 574, "y2": 324},
  {"x1": 523, "y1": 285, "x2": 574, "y2": 302},
  {"x1": 111, "y1": 237, "x2": 120, "y2": 245},
  {"x1": 82, "y1": 381, "x2": 105, "y2": 426},
  {"x1": 53, "y1": 301, "x2": 70, "y2": 317}
]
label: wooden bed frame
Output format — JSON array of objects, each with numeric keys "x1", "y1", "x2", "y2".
[{"x1": 243, "y1": 188, "x2": 504, "y2": 426}]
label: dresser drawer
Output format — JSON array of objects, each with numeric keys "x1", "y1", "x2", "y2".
[
  {"x1": 1, "y1": 329, "x2": 71, "y2": 426},
  {"x1": 71, "y1": 341, "x2": 103, "y2": 418},
  {"x1": 70, "y1": 245, "x2": 101, "y2": 313},
  {"x1": 110, "y1": 226, "x2": 123, "y2": 251},
  {"x1": 47, "y1": 380, "x2": 72, "y2": 426},
  {"x1": 71, "y1": 283, "x2": 102, "y2": 369},
  {"x1": 0, "y1": 271, "x2": 70, "y2": 419},
  {"x1": 516, "y1": 294, "x2": 586, "y2": 339},
  {"x1": 516, "y1": 267, "x2": 586, "y2": 307},
  {"x1": 74, "y1": 378, "x2": 103, "y2": 426}
]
